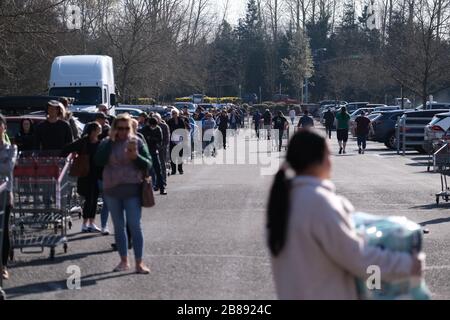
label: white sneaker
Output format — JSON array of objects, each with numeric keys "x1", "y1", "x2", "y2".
[
  {"x1": 101, "y1": 227, "x2": 110, "y2": 235},
  {"x1": 81, "y1": 224, "x2": 89, "y2": 233},
  {"x1": 88, "y1": 224, "x2": 101, "y2": 233}
]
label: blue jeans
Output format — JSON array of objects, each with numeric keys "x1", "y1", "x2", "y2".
[
  {"x1": 97, "y1": 180, "x2": 109, "y2": 229},
  {"x1": 357, "y1": 135, "x2": 368, "y2": 149},
  {"x1": 104, "y1": 195, "x2": 144, "y2": 260}
]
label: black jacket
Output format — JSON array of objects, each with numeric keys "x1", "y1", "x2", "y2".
[
  {"x1": 324, "y1": 111, "x2": 335, "y2": 126},
  {"x1": 61, "y1": 137, "x2": 101, "y2": 197},
  {"x1": 140, "y1": 125, "x2": 163, "y2": 153},
  {"x1": 15, "y1": 132, "x2": 34, "y2": 151},
  {"x1": 167, "y1": 117, "x2": 189, "y2": 133},
  {"x1": 34, "y1": 119, "x2": 74, "y2": 151},
  {"x1": 217, "y1": 115, "x2": 229, "y2": 131}
]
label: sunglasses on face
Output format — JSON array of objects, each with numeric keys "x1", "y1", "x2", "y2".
[{"x1": 117, "y1": 126, "x2": 130, "y2": 132}]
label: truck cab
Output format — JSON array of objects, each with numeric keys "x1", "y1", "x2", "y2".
[{"x1": 49, "y1": 55, "x2": 116, "y2": 115}]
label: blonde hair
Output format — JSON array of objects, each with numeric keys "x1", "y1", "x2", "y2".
[
  {"x1": 110, "y1": 113, "x2": 135, "y2": 141},
  {"x1": 130, "y1": 118, "x2": 139, "y2": 135}
]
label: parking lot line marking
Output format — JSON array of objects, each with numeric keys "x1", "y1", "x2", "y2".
[{"x1": 425, "y1": 265, "x2": 450, "y2": 270}]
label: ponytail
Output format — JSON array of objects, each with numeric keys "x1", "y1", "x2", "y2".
[
  {"x1": 267, "y1": 168, "x2": 291, "y2": 257},
  {"x1": 266, "y1": 129, "x2": 328, "y2": 257}
]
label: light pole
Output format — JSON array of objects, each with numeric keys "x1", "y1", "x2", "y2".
[{"x1": 259, "y1": 86, "x2": 262, "y2": 104}]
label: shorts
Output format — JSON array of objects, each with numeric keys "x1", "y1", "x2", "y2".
[{"x1": 337, "y1": 129, "x2": 349, "y2": 142}]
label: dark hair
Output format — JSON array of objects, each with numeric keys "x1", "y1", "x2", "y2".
[
  {"x1": 20, "y1": 118, "x2": 34, "y2": 135},
  {"x1": 140, "y1": 112, "x2": 149, "y2": 119},
  {"x1": 304, "y1": 109, "x2": 309, "y2": 115},
  {"x1": 84, "y1": 122, "x2": 101, "y2": 138},
  {"x1": 59, "y1": 97, "x2": 69, "y2": 107},
  {"x1": 95, "y1": 112, "x2": 107, "y2": 120},
  {"x1": 341, "y1": 106, "x2": 347, "y2": 113},
  {"x1": 148, "y1": 117, "x2": 158, "y2": 126},
  {"x1": 267, "y1": 129, "x2": 328, "y2": 257}
]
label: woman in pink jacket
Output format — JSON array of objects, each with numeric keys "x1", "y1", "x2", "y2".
[{"x1": 268, "y1": 129, "x2": 422, "y2": 300}]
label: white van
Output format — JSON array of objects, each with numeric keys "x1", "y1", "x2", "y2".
[{"x1": 49, "y1": 55, "x2": 116, "y2": 114}]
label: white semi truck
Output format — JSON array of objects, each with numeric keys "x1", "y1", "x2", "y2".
[{"x1": 49, "y1": 55, "x2": 116, "y2": 114}]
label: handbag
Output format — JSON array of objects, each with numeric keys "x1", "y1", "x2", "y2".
[
  {"x1": 69, "y1": 141, "x2": 90, "y2": 177},
  {"x1": 141, "y1": 175, "x2": 155, "y2": 208}
]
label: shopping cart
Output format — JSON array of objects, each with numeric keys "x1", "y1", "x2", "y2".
[
  {"x1": 10, "y1": 152, "x2": 73, "y2": 260},
  {"x1": 0, "y1": 180, "x2": 8, "y2": 300},
  {"x1": 433, "y1": 142, "x2": 450, "y2": 205},
  {"x1": 68, "y1": 176, "x2": 82, "y2": 220},
  {"x1": 424, "y1": 139, "x2": 446, "y2": 172}
]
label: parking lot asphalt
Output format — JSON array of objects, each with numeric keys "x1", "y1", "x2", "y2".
[{"x1": 3, "y1": 121, "x2": 450, "y2": 299}]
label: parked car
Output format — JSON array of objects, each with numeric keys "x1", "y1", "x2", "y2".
[
  {"x1": 394, "y1": 98, "x2": 412, "y2": 108},
  {"x1": 174, "y1": 102, "x2": 197, "y2": 114},
  {"x1": 345, "y1": 102, "x2": 369, "y2": 114},
  {"x1": 350, "y1": 108, "x2": 375, "y2": 136},
  {"x1": 370, "y1": 110, "x2": 405, "y2": 149},
  {"x1": 424, "y1": 112, "x2": 450, "y2": 144},
  {"x1": 367, "y1": 104, "x2": 388, "y2": 109},
  {"x1": 319, "y1": 100, "x2": 347, "y2": 107},
  {"x1": 415, "y1": 102, "x2": 450, "y2": 110},
  {"x1": 72, "y1": 111, "x2": 98, "y2": 124},
  {"x1": 115, "y1": 107, "x2": 145, "y2": 118},
  {"x1": 397, "y1": 109, "x2": 450, "y2": 153},
  {"x1": 197, "y1": 103, "x2": 219, "y2": 112},
  {"x1": 372, "y1": 105, "x2": 400, "y2": 113},
  {"x1": 0, "y1": 95, "x2": 64, "y2": 116}
]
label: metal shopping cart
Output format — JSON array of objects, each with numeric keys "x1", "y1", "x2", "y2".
[
  {"x1": 68, "y1": 176, "x2": 82, "y2": 220},
  {"x1": 0, "y1": 180, "x2": 8, "y2": 300},
  {"x1": 424, "y1": 139, "x2": 447, "y2": 172},
  {"x1": 10, "y1": 152, "x2": 73, "y2": 260},
  {"x1": 433, "y1": 142, "x2": 450, "y2": 205}
]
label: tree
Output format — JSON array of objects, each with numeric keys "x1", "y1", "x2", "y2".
[
  {"x1": 236, "y1": 0, "x2": 268, "y2": 97},
  {"x1": 384, "y1": 0, "x2": 450, "y2": 107},
  {"x1": 281, "y1": 29, "x2": 314, "y2": 100}
]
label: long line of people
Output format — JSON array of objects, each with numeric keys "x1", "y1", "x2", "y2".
[{"x1": 1, "y1": 100, "x2": 251, "y2": 280}]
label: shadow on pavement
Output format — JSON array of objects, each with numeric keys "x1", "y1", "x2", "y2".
[
  {"x1": 379, "y1": 152, "x2": 419, "y2": 156},
  {"x1": 410, "y1": 204, "x2": 440, "y2": 210},
  {"x1": 405, "y1": 162, "x2": 429, "y2": 167},
  {"x1": 9, "y1": 249, "x2": 113, "y2": 269},
  {"x1": 410, "y1": 156, "x2": 431, "y2": 161},
  {"x1": 363, "y1": 148, "x2": 389, "y2": 152},
  {"x1": 67, "y1": 233, "x2": 104, "y2": 240},
  {"x1": 4, "y1": 271, "x2": 131, "y2": 299},
  {"x1": 419, "y1": 217, "x2": 450, "y2": 226}
]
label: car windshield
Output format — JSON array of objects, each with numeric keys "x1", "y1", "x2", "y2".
[
  {"x1": 117, "y1": 109, "x2": 140, "y2": 117},
  {"x1": 49, "y1": 87, "x2": 102, "y2": 106},
  {"x1": 368, "y1": 113, "x2": 381, "y2": 121}
]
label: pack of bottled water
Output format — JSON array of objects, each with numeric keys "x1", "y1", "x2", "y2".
[{"x1": 352, "y1": 212, "x2": 431, "y2": 300}]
